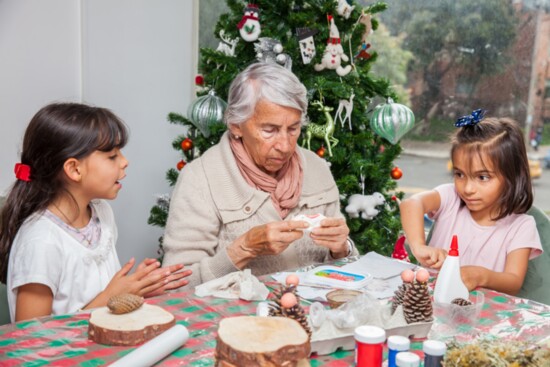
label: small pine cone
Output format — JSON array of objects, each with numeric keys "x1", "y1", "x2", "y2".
[
  {"x1": 107, "y1": 294, "x2": 144, "y2": 314},
  {"x1": 283, "y1": 304, "x2": 312, "y2": 338},
  {"x1": 268, "y1": 284, "x2": 299, "y2": 317},
  {"x1": 451, "y1": 298, "x2": 472, "y2": 306},
  {"x1": 391, "y1": 283, "x2": 409, "y2": 314},
  {"x1": 402, "y1": 281, "x2": 433, "y2": 323}
]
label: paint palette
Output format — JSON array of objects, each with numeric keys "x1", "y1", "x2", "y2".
[{"x1": 306, "y1": 265, "x2": 372, "y2": 290}]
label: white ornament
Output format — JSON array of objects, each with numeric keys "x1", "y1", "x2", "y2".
[
  {"x1": 336, "y1": 0, "x2": 355, "y2": 19},
  {"x1": 273, "y1": 43, "x2": 283, "y2": 54},
  {"x1": 254, "y1": 37, "x2": 292, "y2": 70},
  {"x1": 296, "y1": 27, "x2": 318, "y2": 65},
  {"x1": 237, "y1": 4, "x2": 261, "y2": 42},
  {"x1": 276, "y1": 54, "x2": 287, "y2": 64},
  {"x1": 215, "y1": 30, "x2": 239, "y2": 57},
  {"x1": 358, "y1": 10, "x2": 373, "y2": 43},
  {"x1": 314, "y1": 17, "x2": 352, "y2": 77},
  {"x1": 345, "y1": 192, "x2": 385, "y2": 220},
  {"x1": 334, "y1": 92, "x2": 355, "y2": 130}
]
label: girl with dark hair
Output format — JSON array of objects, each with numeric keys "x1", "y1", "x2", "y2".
[
  {"x1": 0, "y1": 103, "x2": 190, "y2": 322},
  {"x1": 400, "y1": 110, "x2": 542, "y2": 295}
]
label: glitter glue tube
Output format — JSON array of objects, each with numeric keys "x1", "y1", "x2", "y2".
[
  {"x1": 395, "y1": 351, "x2": 420, "y2": 367},
  {"x1": 387, "y1": 335, "x2": 410, "y2": 367},
  {"x1": 423, "y1": 340, "x2": 447, "y2": 367},
  {"x1": 354, "y1": 325, "x2": 386, "y2": 367}
]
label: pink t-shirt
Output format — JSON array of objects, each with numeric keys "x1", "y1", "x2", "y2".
[{"x1": 428, "y1": 183, "x2": 542, "y2": 272}]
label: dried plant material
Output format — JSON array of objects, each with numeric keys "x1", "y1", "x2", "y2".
[
  {"x1": 443, "y1": 339, "x2": 550, "y2": 367},
  {"x1": 451, "y1": 298, "x2": 473, "y2": 306},
  {"x1": 107, "y1": 294, "x2": 144, "y2": 314}
]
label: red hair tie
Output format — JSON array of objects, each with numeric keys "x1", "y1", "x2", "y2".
[{"x1": 14, "y1": 163, "x2": 31, "y2": 182}]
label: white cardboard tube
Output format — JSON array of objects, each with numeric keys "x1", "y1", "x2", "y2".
[{"x1": 110, "y1": 324, "x2": 189, "y2": 367}]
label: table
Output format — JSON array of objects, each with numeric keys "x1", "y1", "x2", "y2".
[{"x1": 1, "y1": 283, "x2": 549, "y2": 366}]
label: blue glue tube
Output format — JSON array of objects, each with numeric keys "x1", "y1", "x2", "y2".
[{"x1": 387, "y1": 335, "x2": 410, "y2": 367}]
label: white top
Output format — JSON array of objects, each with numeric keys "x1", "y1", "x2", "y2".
[
  {"x1": 395, "y1": 352, "x2": 420, "y2": 367},
  {"x1": 423, "y1": 340, "x2": 447, "y2": 356},
  {"x1": 7, "y1": 200, "x2": 121, "y2": 322},
  {"x1": 388, "y1": 335, "x2": 410, "y2": 351}
]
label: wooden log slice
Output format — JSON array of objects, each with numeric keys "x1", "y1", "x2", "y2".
[
  {"x1": 215, "y1": 316, "x2": 310, "y2": 367},
  {"x1": 88, "y1": 303, "x2": 175, "y2": 346}
]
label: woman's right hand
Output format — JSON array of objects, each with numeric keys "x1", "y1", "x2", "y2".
[
  {"x1": 227, "y1": 220, "x2": 309, "y2": 268},
  {"x1": 410, "y1": 245, "x2": 447, "y2": 269}
]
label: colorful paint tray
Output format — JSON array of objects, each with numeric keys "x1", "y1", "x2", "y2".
[{"x1": 305, "y1": 265, "x2": 372, "y2": 290}]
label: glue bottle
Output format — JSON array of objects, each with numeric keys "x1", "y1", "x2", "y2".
[{"x1": 433, "y1": 235, "x2": 469, "y2": 304}]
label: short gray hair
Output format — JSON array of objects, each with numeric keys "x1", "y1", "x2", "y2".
[{"x1": 224, "y1": 62, "x2": 308, "y2": 126}]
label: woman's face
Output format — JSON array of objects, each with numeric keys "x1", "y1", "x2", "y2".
[{"x1": 230, "y1": 100, "x2": 302, "y2": 177}]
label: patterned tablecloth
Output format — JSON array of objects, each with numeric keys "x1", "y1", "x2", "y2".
[{"x1": 1, "y1": 283, "x2": 549, "y2": 366}]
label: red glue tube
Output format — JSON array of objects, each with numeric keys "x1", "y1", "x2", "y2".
[{"x1": 354, "y1": 325, "x2": 386, "y2": 367}]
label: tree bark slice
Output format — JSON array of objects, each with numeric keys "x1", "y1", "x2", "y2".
[
  {"x1": 88, "y1": 303, "x2": 175, "y2": 346},
  {"x1": 215, "y1": 316, "x2": 311, "y2": 367}
]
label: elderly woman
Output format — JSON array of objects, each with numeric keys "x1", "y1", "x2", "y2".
[{"x1": 162, "y1": 62, "x2": 357, "y2": 288}]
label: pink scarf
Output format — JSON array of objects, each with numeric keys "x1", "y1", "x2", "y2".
[{"x1": 229, "y1": 135, "x2": 303, "y2": 219}]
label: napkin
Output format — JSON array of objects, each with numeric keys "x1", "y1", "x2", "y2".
[{"x1": 194, "y1": 269, "x2": 269, "y2": 301}]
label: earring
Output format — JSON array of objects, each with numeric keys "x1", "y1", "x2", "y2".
[{"x1": 233, "y1": 134, "x2": 241, "y2": 139}]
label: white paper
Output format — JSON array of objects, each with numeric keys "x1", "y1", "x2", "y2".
[
  {"x1": 109, "y1": 324, "x2": 189, "y2": 367},
  {"x1": 341, "y1": 251, "x2": 416, "y2": 279}
]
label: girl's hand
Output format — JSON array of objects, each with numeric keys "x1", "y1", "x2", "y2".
[
  {"x1": 310, "y1": 217, "x2": 350, "y2": 258},
  {"x1": 460, "y1": 266, "x2": 488, "y2": 291},
  {"x1": 411, "y1": 245, "x2": 447, "y2": 269},
  {"x1": 142, "y1": 263, "x2": 193, "y2": 298}
]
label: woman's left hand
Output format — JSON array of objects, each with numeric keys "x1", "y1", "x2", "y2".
[{"x1": 310, "y1": 217, "x2": 350, "y2": 258}]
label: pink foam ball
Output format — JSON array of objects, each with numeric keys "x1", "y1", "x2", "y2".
[
  {"x1": 416, "y1": 269, "x2": 430, "y2": 283},
  {"x1": 401, "y1": 269, "x2": 415, "y2": 283},
  {"x1": 286, "y1": 274, "x2": 300, "y2": 286},
  {"x1": 280, "y1": 293, "x2": 298, "y2": 308}
]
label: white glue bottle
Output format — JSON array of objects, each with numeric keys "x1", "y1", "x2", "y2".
[{"x1": 433, "y1": 235, "x2": 469, "y2": 303}]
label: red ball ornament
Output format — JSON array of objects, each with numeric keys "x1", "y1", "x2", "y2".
[
  {"x1": 181, "y1": 138, "x2": 193, "y2": 152},
  {"x1": 176, "y1": 160, "x2": 186, "y2": 171},
  {"x1": 195, "y1": 75, "x2": 204, "y2": 85},
  {"x1": 391, "y1": 166, "x2": 403, "y2": 180},
  {"x1": 316, "y1": 145, "x2": 326, "y2": 158},
  {"x1": 379, "y1": 145, "x2": 385, "y2": 153}
]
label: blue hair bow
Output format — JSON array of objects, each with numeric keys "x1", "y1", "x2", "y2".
[{"x1": 454, "y1": 109, "x2": 486, "y2": 127}]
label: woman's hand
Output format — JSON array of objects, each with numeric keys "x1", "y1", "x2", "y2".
[
  {"x1": 228, "y1": 220, "x2": 309, "y2": 268},
  {"x1": 410, "y1": 245, "x2": 447, "y2": 269},
  {"x1": 310, "y1": 218, "x2": 350, "y2": 258}
]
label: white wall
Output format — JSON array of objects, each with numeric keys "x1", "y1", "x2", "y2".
[{"x1": 0, "y1": 0, "x2": 196, "y2": 263}]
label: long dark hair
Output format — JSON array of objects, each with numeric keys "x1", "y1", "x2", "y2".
[
  {"x1": 0, "y1": 103, "x2": 128, "y2": 283},
  {"x1": 450, "y1": 116, "x2": 532, "y2": 220}
]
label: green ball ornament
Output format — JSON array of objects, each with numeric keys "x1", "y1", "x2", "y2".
[
  {"x1": 187, "y1": 90, "x2": 227, "y2": 138},
  {"x1": 370, "y1": 98, "x2": 415, "y2": 145}
]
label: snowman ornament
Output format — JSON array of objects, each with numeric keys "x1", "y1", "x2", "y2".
[
  {"x1": 237, "y1": 3, "x2": 261, "y2": 42},
  {"x1": 314, "y1": 16, "x2": 352, "y2": 77}
]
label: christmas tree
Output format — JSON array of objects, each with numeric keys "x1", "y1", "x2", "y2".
[{"x1": 148, "y1": 0, "x2": 412, "y2": 256}]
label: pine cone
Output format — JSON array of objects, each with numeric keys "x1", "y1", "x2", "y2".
[
  {"x1": 451, "y1": 297, "x2": 473, "y2": 306},
  {"x1": 107, "y1": 294, "x2": 144, "y2": 314},
  {"x1": 391, "y1": 283, "x2": 409, "y2": 314},
  {"x1": 283, "y1": 304, "x2": 312, "y2": 338},
  {"x1": 402, "y1": 281, "x2": 433, "y2": 323},
  {"x1": 268, "y1": 284, "x2": 298, "y2": 316}
]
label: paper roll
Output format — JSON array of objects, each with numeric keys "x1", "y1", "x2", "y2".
[{"x1": 110, "y1": 324, "x2": 189, "y2": 367}]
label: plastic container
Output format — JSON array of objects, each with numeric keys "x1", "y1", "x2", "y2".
[
  {"x1": 395, "y1": 352, "x2": 420, "y2": 367},
  {"x1": 354, "y1": 325, "x2": 386, "y2": 367},
  {"x1": 432, "y1": 291, "x2": 484, "y2": 331},
  {"x1": 387, "y1": 335, "x2": 410, "y2": 367},
  {"x1": 306, "y1": 265, "x2": 372, "y2": 290},
  {"x1": 433, "y1": 235, "x2": 469, "y2": 304},
  {"x1": 423, "y1": 340, "x2": 447, "y2": 367}
]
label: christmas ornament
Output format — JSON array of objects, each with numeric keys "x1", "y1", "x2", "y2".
[
  {"x1": 358, "y1": 10, "x2": 372, "y2": 43},
  {"x1": 314, "y1": 16, "x2": 352, "y2": 77},
  {"x1": 268, "y1": 283, "x2": 311, "y2": 338},
  {"x1": 334, "y1": 92, "x2": 355, "y2": 130},
  {"x1": 215, "y1": 30, "x2": 239, "y2": 57},
  {"x1": 336, "y1": 0, "x2": 355, "y2": 19},
  {"x1": 391, "y1": 236, "x2": 410, "y2": 262},
  {"x1": 186, "y1": 90, "x2": 227, "y2": 138},
  {"x1": 316, "y1": 145, "x2": 326, "y2": 158},
  {"x1": 302, "y1": 100, "x2": 338, "y2": 156},
  {"x1": 237, "y1": 3, "x2": 261, "y2": 42},
  {"x1": 195, "y1": 75, "x2": 204, "y2": 85},
  {"x1": 176, "y1": 160, "x2": 186, "y2": 170},
  {"x1": 391, "y1": 166, "x2": 403, "y2": 180},
  {"x1": 402, "y1": 269, "x2": 433, "y2": 324},
  {"x1": 181, "y1": 138, "x2": 193, "y2": 151},
  {"x1": 296, "y1": 27, "x2": 318, "y2": 64},
  {"x1": 345, "y1": 192, "x2": 385, "y2": 220},
  {"x1": 354, "y1": 42, "x2": 371, "y2": 61},
  {"x1": 370, "y1": 98, "x2": 415, "y2": 145},
  {"x1": 254, "y1": 37, "x2": 292, "y2": 70}
]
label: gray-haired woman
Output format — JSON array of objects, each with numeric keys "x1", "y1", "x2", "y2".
[{"x1": 162, "y1": 62, "x2": 357, "y2": 289}]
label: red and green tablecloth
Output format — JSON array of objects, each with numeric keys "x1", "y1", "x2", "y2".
[{"x1": 1, "y1": 287, "x2": 549, "y2": 366}]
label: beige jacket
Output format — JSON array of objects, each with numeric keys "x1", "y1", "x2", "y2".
[{"x1": 162, "y1": 132, "x2": 356, "y2": 288}]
